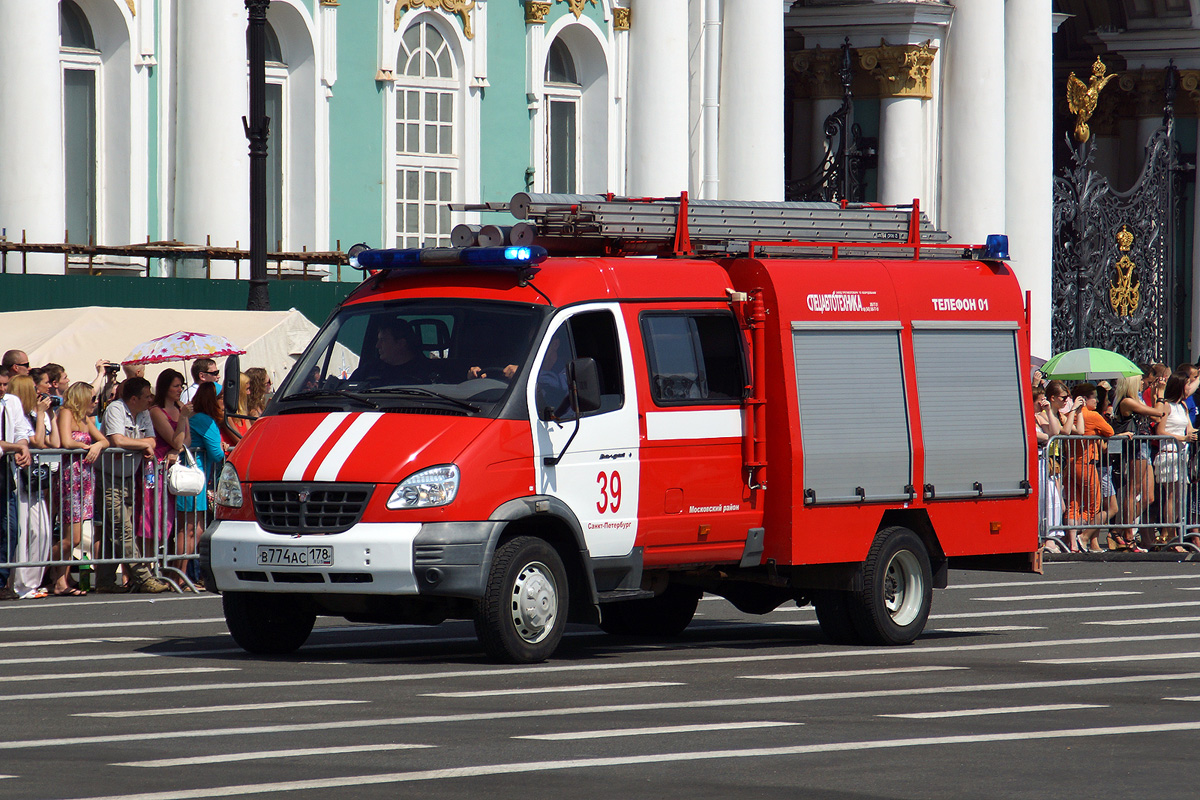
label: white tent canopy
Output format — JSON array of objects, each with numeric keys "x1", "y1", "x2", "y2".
[{"x1": 0, "y1": 306, "x2": 322, "y2": 391}]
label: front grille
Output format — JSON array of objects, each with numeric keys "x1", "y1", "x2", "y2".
[{"x1": 252, "y1": 483, "x2": 373, "y2": 534}]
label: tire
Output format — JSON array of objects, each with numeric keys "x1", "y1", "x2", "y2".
[
  {"x1": 222, "y1": 592, "x2": 315, "y2": 655},
  {"x1": 812, "y1": 590, "x2": 862, "y2": 645},
  {"x1": 847, "y1": 526, "x2": 933, "y2": 645},
  {"x1": 599, "y1": 584, "x2": 702, "y2": 637},
  {"x1": 473, "y1": 536, "x2": 569, "y2": 663}
]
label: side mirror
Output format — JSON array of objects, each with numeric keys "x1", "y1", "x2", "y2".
[
  {"x1": 569, "y1": 357, "x2": 602, "y2": 413},
  {"x1": 222, "y1": 354, "x2": 241, "y2": 412}
]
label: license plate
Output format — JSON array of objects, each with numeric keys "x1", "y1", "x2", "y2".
[{"x1": 256, "y1": 545, "x2": 333, "y2": 567}]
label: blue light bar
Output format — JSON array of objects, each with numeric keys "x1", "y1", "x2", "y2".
[
  {"x1": 983, "y1": 234, "x2": 1009, "y2": 260},
  {"x1": 354, "y1": 245, "x2": 548, "y2": 272}
]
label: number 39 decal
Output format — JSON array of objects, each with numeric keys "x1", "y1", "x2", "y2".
[{"x1": 596, "y1": 470, "x2": 622, "y2": 514}]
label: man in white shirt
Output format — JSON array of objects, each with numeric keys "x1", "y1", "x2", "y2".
[
  {"x1": 95, "y1": 377, "x2": 171, "y2": 594},
  {"x1": 0, "y1": 368, "x2": 32, "y2": 601},
  {"x1": 181, "y1": 358, "x2": 219, "y2": 404}
]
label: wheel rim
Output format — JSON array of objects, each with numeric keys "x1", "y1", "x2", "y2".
[
  {"x1": 882, "y1": 549, "x2": 923, "y2": 627},
  {"x1": 509, "y1": 561, "x2": 558, "y2": 644}
]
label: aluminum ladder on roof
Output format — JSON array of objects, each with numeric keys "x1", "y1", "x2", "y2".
[{"x1": 453, "y1": 192, "x2": 964, "y2": 259}]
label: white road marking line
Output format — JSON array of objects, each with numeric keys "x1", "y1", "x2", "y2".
[
  {"x1": 1164, "y1": 696, "x2": 1200, "y2": 702},
  {"x1": 929, "y1": 626, "x2": 1045, "y2": 633},
  {"x1": 1085, "y1": 617, "x2": 1200, "y2": 626},
  {"x1": 879, "y1": 703, "x2": 1106, "y2": 719},
  {"x1": 932, "y1": 601, "x2": 1185, "y2": 619},
  {"x1": 0, "y1": 617, "x2": 227, "y2": 634},
  {"x1": 424, "y1": 681, "x2": 682, "y2": 698},
  {"x1": 6, "y1": 632, "x2": 1200, "y2": 703},
  {"x1": 0, "y1": 637, "x2": 153, "y2": 648},
  {"x1": 516, "y1": 721, "x2": 802, "y2": 741},
  {"x1": 0, "y1": 595, "x2": 221, "y2": 612},
  {"x1": 71, "y1": 700, "x2": 368, "y2": 718},
  {"x1": 1176, "y1": 587, "x2": 1200, "y2": 591},
  {"x1": 6, "y1": 672, "x2": 1200, "y2": 753},
  {"x1": 115, "y1": 742, "x2": 433, "y2": 769},
  {"x1": 59, "y1": 719, "x2": 1200, "y2": 799},
  {"x1": 3, "y1": 667, "x2": 237, "y2": 683},
  {"x1": 740, "y1": 666, "x2": 966, "y2": 681},
  {"x1": 973, "y1": 591, "x2": 1140, "y2": 602},
  {"x1": 1024, "y1": 651, "x2": 1200, "y2": 665},
  {"x1": 949, "y1": 574, "x2": 1200, "y2": 590}
]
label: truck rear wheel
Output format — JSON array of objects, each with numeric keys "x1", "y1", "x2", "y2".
[
  {"x1": 848, "y1": 526, "x2": 932, "y2": 645},
  {"x1": 473, "y1": 536, "x2": 568, "y2": 663},
  {"x1": 222, "y1": 592, "x2": 315, "y2": 655},
  {"x1": 598, "y1": 584, "x2": 702, "y2": 637}
]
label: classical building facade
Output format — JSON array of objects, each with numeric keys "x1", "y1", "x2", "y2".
[{"x1": 3, "y1": 0, "x2": 1199, "y2": 358}]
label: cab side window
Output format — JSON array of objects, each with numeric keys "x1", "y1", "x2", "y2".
[
  {"x1": 536, "y1": 310, "x2": 624, "y2": 421},
  {"x1": 642, "y1": 312, "x2": 745, "y2": 405}
]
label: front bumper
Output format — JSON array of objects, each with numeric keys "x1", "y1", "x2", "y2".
[{"x1": 200, "y1": 519, "x2": 502, "y2": 598}]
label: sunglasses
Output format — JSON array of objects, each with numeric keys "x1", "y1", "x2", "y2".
[
  {"x1": 203, "y1": 370, "x2": 220, "y2": 377},
  {"x1": 14, "y1": 362, "x2": 29, "y2": 368}
]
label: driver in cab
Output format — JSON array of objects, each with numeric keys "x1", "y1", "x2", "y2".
[{"x1": 353, "y1": 320, "x2": 433, "y2": 386}]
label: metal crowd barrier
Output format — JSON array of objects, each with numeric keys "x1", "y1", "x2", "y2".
[
  {"x1": 0, "y1": 447, "x2": 218, "y2": 597},
  {"x1": 1040, "y1": 433, "x2": 1200, "y2": 553}
]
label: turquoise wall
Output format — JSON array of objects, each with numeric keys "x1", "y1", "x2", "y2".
[
  {"x1": 480, "y1": 7, "x2": 534, "y2": 203},
  {"x1": 328, "y1": 2, "x2": 386, "y2": 250}
]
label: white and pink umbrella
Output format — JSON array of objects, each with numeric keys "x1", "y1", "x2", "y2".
[{"x1": 122, "y1": 331, "x2": 246, "y2": 366}]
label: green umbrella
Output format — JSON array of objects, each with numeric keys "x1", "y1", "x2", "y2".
[{"x1": 1041, "y1": 347, "x2": 1142, "y2": 381}]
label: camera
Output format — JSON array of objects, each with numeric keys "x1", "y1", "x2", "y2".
[
  {"x1": 103, "y1": 363, "x2": 120, "y2": 375},
  {"x1": 49, "y1": 395, "x2": 62, "y2": 410}
]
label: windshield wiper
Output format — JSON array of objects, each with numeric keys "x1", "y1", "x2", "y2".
[
  {"x1": 364, "y1": 386, "x2": 480, "y2": 413},
  {"x1": 281, "y1": 389, "x2": 380, "y2": 409}
]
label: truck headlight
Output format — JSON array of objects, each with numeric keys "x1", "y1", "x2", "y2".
[
  {"x1": 215, "y1": 462, "x2": 243, "y2": 508},
  {"x1": 387, "y1": 464, "x2": 460, "y2": 509}
]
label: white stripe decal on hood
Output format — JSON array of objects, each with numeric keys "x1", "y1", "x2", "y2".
[
  {"x1": 314, "y1": 413, "x2": 384, "y2": 481},
  {"x1": 283, "y1": 413, "x2": 352, "y2": 481}
]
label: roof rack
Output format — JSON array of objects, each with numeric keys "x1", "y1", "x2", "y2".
[{"x1": 451, "y1": 192, "x2": 975, "y2": 260}]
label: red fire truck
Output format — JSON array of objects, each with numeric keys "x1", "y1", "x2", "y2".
[{"x1": 200, "y1": 194, "x2": 1040, "y2": 663}]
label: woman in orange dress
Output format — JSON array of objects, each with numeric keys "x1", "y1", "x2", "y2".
[{"x1": 1067, "y1": 383, "x2": 1113, "y2": 552}]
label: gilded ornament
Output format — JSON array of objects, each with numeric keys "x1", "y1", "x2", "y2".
[
  {"x1": 525, "y1": 1, "x2": 551, "y2": 24},
  {"x1": 1109, "y1": 225, "x2": 1140, "y2": 317},
  {"x1": 125, "y1": 0, "x2": 135, "y2": 16},
  {"x1": 395, "y1": 0, "x2": 476, "y2": 40},
  {"x1": 613, "y1": 7, "x2": 631, "y2": 31},
  {"x1": 791, "y1": 48, "x2": 845, "y2": 100},
  {"x1": 1066, "y1": 57, "x2": 1117, "y2": 143},
  {"x1": 858, "y1": 40, "x2": 936, "y2": 99},
  {"x1": 559, "y1": 0, "x2": 598, "y2": 20}
]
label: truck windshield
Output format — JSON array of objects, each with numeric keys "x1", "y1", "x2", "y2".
[{"x1": 275, "y1": 299, "x2": 547, "y2": 415}]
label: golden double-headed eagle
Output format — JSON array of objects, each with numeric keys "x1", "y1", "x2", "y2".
[{"x1": 1066, "y1": 58, "x2": 1117, "y2": 143}]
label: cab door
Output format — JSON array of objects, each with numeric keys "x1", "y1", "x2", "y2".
[
  {"x1": 530, "y1": 305, "x2": 640, "y2": 558},
  {"x1": 635, "y1": 310, "x2": 756, "y2": 565}
]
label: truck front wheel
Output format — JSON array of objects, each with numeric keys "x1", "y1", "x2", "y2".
[
  {"x1": 474, "y1": 536, "x2": 569, "y2": 663},
  {"x1": 848, "y1": 526, "x2": 932, "y2": 645},
  {"x1": 223, "y1": 592, "x2": 316, "y2": 655}
]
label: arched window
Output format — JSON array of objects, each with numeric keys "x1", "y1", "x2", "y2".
[
  {"x1": 264, "y1": 22, "x2": 285, "y2": 251},
  {"x1": 60, "y1": 0, "x2": 98, "y2": 245},
  {"x1": 544, "y1": 37, "x2": 580, "y2": 194},
  {"x1": 394, "y1": 20, "x2": 459, "y2": 248}
]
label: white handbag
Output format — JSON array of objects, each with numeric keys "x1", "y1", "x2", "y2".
[{"x1": 167, "y1": 447, "x2": 206, "y2": 497}]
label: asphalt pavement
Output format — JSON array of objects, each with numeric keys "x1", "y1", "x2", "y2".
[{"x1": 0, "y1": 562, "x2": 1198, "y2": 799}]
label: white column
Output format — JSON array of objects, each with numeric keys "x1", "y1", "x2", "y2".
[
  {"x1": 940, "y1": 0, "x2": 1006, "y2": 244},
  {"x1": 174, "y1": 2, "x2": 250, "y2": 278},
  {"x1": 626, "y1": 0, "x2": 690, "y2": 196},
  {"x1": 878, "y1": 96, "x2": 926, "y2": 207},
  {"x1": 718, "y1": 0, "x2": 784, "y2": 200},
  {"x1": 0, "y1": 0, "x2": 63, "y2": 273},
  {"x1": 1004, "y1": 0, "x2": 1053, "y2": 357}
]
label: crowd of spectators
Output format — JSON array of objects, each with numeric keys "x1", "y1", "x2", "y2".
[
  {"x1": 1037, "y1": 361, "x2": 1200, "y2": 554},
  {"x1": 0, "y1": 348, "x2": 270, "y2": 600}
]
